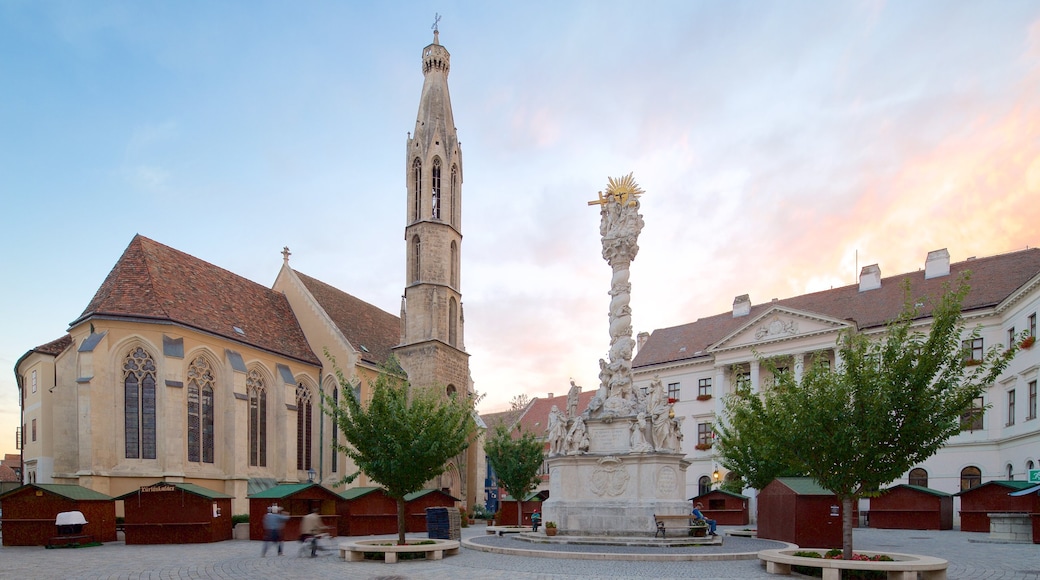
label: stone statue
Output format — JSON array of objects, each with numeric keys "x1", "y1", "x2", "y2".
[
  {"x1": 567, "y1": 380, "x2": 581, "y2": 418},
  {"x1": 628, "y1": 412, "x2": 652, "y2": 453},
  {"x1": 565, "y1": 415, "x2": 590, "y2": 455},
  {"x1": 547, "y1": 405, "x2": 568, "y2": 456}
]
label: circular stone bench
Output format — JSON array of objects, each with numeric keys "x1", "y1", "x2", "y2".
[
  {"x1": 758, "y1": 548, "x2": 948, "y2": 580},
  {"x1": 339, "y1": 538, "x2": 460, "y2": 564}
]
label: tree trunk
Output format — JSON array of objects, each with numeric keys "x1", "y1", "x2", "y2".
[
  {"x1": 842, "y1": 496, "x2": 854, "y2": 559},
  {"x1": 397, "y1": 497, "x2": 407, "y2": 546},
  {"x1": 517, "y1": 505, "x2": 523, "y2": 528}
]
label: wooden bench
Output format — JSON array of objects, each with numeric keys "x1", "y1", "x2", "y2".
[
  {"x1": 758, "y1": 548, "x2": 948, "y2": 580},
  {"x1": 653, "y1": 514, "x2": 708, "y2": 538},
  {"x1": 339, "y1": 539, "x2": 460, "y2": 564}
]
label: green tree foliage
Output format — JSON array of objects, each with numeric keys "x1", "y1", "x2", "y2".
[
  {"x1": 323, "y1": 354, "x2": 477, "y2": 545},
  {"x1": 484, "y1": 423, "x2": 545, "y2": 526},
  {"x1": 715, "y1": 277, "x2": 1018, "y2": 558}
]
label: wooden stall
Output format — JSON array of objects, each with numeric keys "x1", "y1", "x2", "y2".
[
  {"x1": 248, "y1": 483, "x2": 342, "y2": 541},
  {"x1": 869, "y1": 484, "x2": 953, "y2": 530},
  {"x1": 0, "y1": 484, "x2": 116, "y2": 546},
  {"x1": 757, "y1": 477, "x2": 856, "y2": 549},
  {"x1": 956, "y1": 480, "x2": 1038, "y2": 532},
  {"x1": 498, "y1": 490, "x2": 547, "y2": 526},
  {"x1": 116, "y1": 482, "x2": 233, "y2": 544},
  {"x1": 404, "y1": 489, "x2": 459, "y2": 531},
  {"x1": 338, "y1": 487, "x2": 397, "y2": 536},
  {"x1": 690, "y1": 489, "x2": 750, "y2": 526}
]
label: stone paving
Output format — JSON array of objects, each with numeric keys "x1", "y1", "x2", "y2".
[{"x1": 1, "y1": 525, "x2": 1038, "y2": 579}]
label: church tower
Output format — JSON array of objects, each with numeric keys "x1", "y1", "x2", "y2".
[{"x1": 394, "y1": 27, "x2": 477, "y2": 507}]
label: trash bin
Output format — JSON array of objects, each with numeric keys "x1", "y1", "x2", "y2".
[{"x1": 426, "y1": 506, "x2": 460, "y2": 540}]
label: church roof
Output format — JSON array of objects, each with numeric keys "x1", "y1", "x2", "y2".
[
  {"x1": 293, "y1": 271, "x2": 400, "y2": 367},
  {"x1": 74, "y1": 234, "x2": 319, "y2": 366},
  {"x1": 634, "y1": 247, "x2": 1040, "y2": 369},
  {"x1": 32, "y1": 334, "x2": 73, "y2": 356}
]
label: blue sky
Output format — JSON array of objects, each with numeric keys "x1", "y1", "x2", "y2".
[{"x1": 2, "y1": 1, "x2": 1039, "y2": 457}]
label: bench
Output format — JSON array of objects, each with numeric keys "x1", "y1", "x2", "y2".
[
  {"x1": 485, "y1": 525, "x2": 526, "y2": 536},
  {"x1": 339, "y1": 539, "x2": 460, "y2": 564},
  {"x1": 758, "y1": 548, "x2": 947, "y2": 580},
  {"x1": 653, "y1": 514, "x2": 708, "y2": 538},
  {"x1": 46, "y1": 534, "x2": 95, "y2": 548}
]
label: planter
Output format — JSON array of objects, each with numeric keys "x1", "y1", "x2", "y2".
[
  {"x1": 1022, "y1": 336, "x2": 1036, "y2": 349},
  {"x1": 545, "y1": 527, "x2": 558, "y2": 536},
  {"x1": 696, "y1": 395, "x2": 712, "y2": 401},
  {"x1": 690, "y1": 526, "x2": 708, "y2": 537},
  {"x1": 695, "y1": 443, "x2": 712, "y2": 451}
]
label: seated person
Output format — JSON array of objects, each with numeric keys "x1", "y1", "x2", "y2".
[{"x1": 691, "y1": 502, "x2": 717, "y2": 536}]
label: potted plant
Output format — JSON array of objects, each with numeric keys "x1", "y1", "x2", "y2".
[
  {"x1": 544, "y1": 521, "x2": 558, "y2": 536},
  {"x1": 695, "y1": 442, "x2": 712, "y2": 451},
  {"x1": 696, "y1": 394, "x2": 712, "y2": 401},
  {"x1": 690, "y1": 518, "x2": 708, "y2": 537},
  {"x1": 1022, "y1": 335, "x2": 1036, "y2": 349}
]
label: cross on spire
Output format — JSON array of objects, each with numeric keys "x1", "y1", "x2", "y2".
[{"x1": 281, "y1": 246, "x2": 291, "y2": 264}]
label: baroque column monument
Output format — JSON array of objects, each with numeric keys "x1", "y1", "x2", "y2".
[{"x1": 541, "y1": 174, "x2": 691, "y2": 537}]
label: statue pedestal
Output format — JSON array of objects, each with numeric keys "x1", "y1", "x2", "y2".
[{"x1": 542, "y1": 419, "x2": 690, "y2": 536}]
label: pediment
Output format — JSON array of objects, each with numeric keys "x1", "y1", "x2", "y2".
[{"x1": 709, "y1": 306, "x2": 854, "y2": 353}]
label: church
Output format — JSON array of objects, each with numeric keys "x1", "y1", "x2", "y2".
[{"x1": 14, "y1": 30, "x2": 480, "y2": 514}]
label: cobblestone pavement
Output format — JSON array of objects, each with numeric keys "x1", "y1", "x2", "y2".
[{"x1": 2, "y1": 525, "x2": 1038, "y2": 579}]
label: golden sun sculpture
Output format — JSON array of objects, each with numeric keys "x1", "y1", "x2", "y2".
[{"x1": 587, "y1": 172, "x2": 645, "y2": 208}]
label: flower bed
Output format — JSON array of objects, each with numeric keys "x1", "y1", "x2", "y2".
[{"x1": 758, "y1": 548, "x2": 947, "y2": 580}]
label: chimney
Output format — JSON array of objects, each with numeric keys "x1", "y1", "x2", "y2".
[
  {"x1": 733, "y1": 294, "x2": 751, "y2": 317},
  {"x1": 547, "y1": 393, "x2": 554, "y2": 399},
  {"x1": 859, "y1": 264, "x2": 881, "y2": 292},
  {"x1": 636, "y1": 331, "x2": 649, "y2": 353},
  {"x1": 925, "y1": 248, "x2": 950, "y2": 279}
]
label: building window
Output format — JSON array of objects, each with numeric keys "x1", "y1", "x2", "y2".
[
  {"x1": 908, "y1": 468, "x2": 927, "y2": 487},
  {"x1": 960, "y1": 466, "x2": 982, "y2": 491},
  {"x1": 31, "y1": 418, "x2": 36, "y2": 442},
  {"x1": 411, "y1": 235, "x2": 421, "y2": 283},
  {"x1": 667, "y1": 382, "x2": 680, "y2": 401},
  {"x1": 411, "y1": 158, "x2": 422, "y2": 222},
  {"x1": 960, "y1": 397, "x2": 984, "y2": 432},
  {"x1": 331, "y1": 386, "x2": 339, "y2": 473},
  {"x1": 1028, "y1": 380, "x2": 1037, "y2": 421},
  {"x1": 1007, "y1": 389, "x2": 1016, "y2": 427},
  {"x1": 698, "y1": 378, "x2": 712, "y2": 398},
  {"x1": 735, "y1": 370, "x2": 751, "y2": 393},
  {"x1": 1007, "y1": 464, "x2": 1015, "y2": 480},
  {"x1": 448, "y1": 297, "x2": 458, "y2": 347},
  {"x1": 32, "y1": 369, "x2": 37, "y2": 394},
  {"x1": 697, "y1": 422, "x2": 713, "y2": 447},
  {"x1": 450, "y1": 241, "x2": 459, "y2": 288},
  {"x1": 187, "y1": 356, "x2": 215, "y2": 464},
  {"x1": 431, "y1": 158, "x2": 441, "y2": 219},
  {"x1": 1028, "y1": 460, "x2": 1035, "y2": 471},
  {"x1": 962, "y1": 338, "x2": 984, "y2": 363},
  {"x1": 1008, "y1": 327, "x2": 1016, "y2": 348},
  {"x1": 1030, "y1": 313, "x2": 1037, "y2": 338},
  {"x1": 698, "y1": 475, "x2": 711, "y2": 496},
  {"x1": 247, "y1": 369, "x2": 267, "y2": 467},
  {"x1": 124, "y1": 347, "x2": 157, "y2": 460},
  {"x1": 296, "y1": 383, "x2": 313, "y2": 471},
  {"x1": 450, "y1": 165, "x2": 458, "y2": 227}
]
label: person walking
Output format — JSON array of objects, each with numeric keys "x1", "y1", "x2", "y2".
[
  {"x1": 261, "y1": 506, "x2": 290, "y2": 556},
  {"x1": 299, "y1": 507, "x2": 328, "y2": 557}
]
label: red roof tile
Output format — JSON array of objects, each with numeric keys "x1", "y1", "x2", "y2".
[
  {"x1": 293, "y1": 271, "x2": 400, "y2": 367},
  {"x1": 634, "y1": 248, "x2": 1040, "y2": 369},
  {"x1": 515, "y1": 390, "x2": 597, "y2": 438},
  {"x1": 75, "y1": 235, "x2": 319, "y2": 366},
  {"x1": 0, "y1": 463, "x2": 19, "y2": 482},
  {"x1": 33, "y1": 334, "x2": 72, "y2": 357}
]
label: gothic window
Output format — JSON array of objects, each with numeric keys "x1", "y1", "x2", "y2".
[
  {"x1": 124, "y1": 347, "x2": 157, "y2": 459},
  {"x1": 448, "y1": 297, "x2": 458, "y2": 347},
  {"x1": 296, "y1": 383, "x2": 313, "y2": 471},
  {"x1": 908, "y1": 467, "x2": 928, "y2": 487},
  {"x1": 187, "y1": 356, "x2": 215, "y2": 464},
  {"x1": 450, "y1": 164, "x2": 458, "y2": 227},
  {"x1": 698, "y1": 475, "x2": 711, "y2": 496},
  {"x1": 432, "y1": 158, "x2": 442, "y2": 219},
  {"x1": 331, "y1": 386, "x2": 338, "y2": 473},
  {"x1": 960, "y1": 466, "x2": 981, "y2": 491},
  {"x1": 450, "y1": 241, "x2": 458, "y2": 288},
  {"x1": 247, "y1": 369, "x2": 267, "y2": 467},
  {"x1": 411, "y1": 235, "x2": 421, "y2": 283},
  {"x1": 411, "y1": 158, "x2": 422, "y2": 222}
]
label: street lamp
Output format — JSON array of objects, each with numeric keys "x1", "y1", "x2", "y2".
[{"x1": 307, "y1": 468, "x2": 316, "y2": 483}]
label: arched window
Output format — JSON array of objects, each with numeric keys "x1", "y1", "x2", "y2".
[
  {"x1": 296, "y1": 383, "x2": 313, "y2": 471},
  {"x1": 187, "y1": 356, "x2": 215, "y2": 463},
  {"x1": 450, "y1": 164, "x2": 458, "y2": 226},
  {"x1": 448, "y1": 297, "x2": 458, "y2": 347},
  {"x1": 411, "y1": 235, "x2": 421, "y2": 283},
  {"x1": 124, "y1": 347, "x2": 157, "y2": 459},
  {"x1": 698, "y1": 475, "x2": 711, "y2": 497},
  {"x1": 431, "y1": 158, "x2": 442, "y2": 219},
  {"x1": 960, "y1": 466, "x2": 981, "y2": 491},
  {"x1": 331, "y1": 386, "x2": 339, "y2": 473},
  {"x1": 446, "y1": 384, "x2": 457, "y2": 397},
  {"x1": 1028, "y1": 460, "x2": 1035, "y2": 471},
  {"x1": 908, "y1": 468, "x2": 927, "y2": 487},
  {"x1": 450, "y1": 241, "x2": 458, "y2": 288},
  {"x1": 247, "y1": 369, "x2": 267, "y2": 467},
  {"x1": 411, "y1": 158, "x2": 422, "y2": 222},
  {"x1": 1007, "y1": 463, "x2": 1014, "y2": 480}
]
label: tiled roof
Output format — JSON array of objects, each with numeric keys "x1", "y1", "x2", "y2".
[
  {"x1": 34, "y1": 334, "x2": 72, "y2": 356},
  {"x1": 479, "y1": 408, "x2": 524, "y2": 432},
  {"x1": 74, "y1": 235, "x2": 319, "y2": 366},
  {"x1": 0, "y1": 463, "x2": 18, "y2": 482},
  {"x1": 294, "y1": 271, "x2": 400, "y2": 367},
  {"x1": 634, "y1": 248, "x2": 1040, "y2": 369},
  {"x1": 3, "y1": 453, "x2": 22, "y2": 468},
  {"x1": 515, "y1": 390, "x2": 597, "y2": 439}
]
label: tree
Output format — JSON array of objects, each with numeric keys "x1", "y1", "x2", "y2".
[
  {"x1": 509, "y1": 393, "x2": 531, "y2": 411},
  {"x1": 484, "y1": 423, "x2": 546, "y2": 526},
  {"x1": 715, "y1": 277, "x2": 1018, "y2": 558},
  {"x1": 323, "y1": 354, "x2": 477, "y2": 545}
]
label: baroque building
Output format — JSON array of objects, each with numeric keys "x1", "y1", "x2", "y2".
[
  {"x1": 632, "y1": 247, "x2": 1040, "y2": 522},
  {"x1": 13, "y1": 30, "x2": 480, "y2": 513}
]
